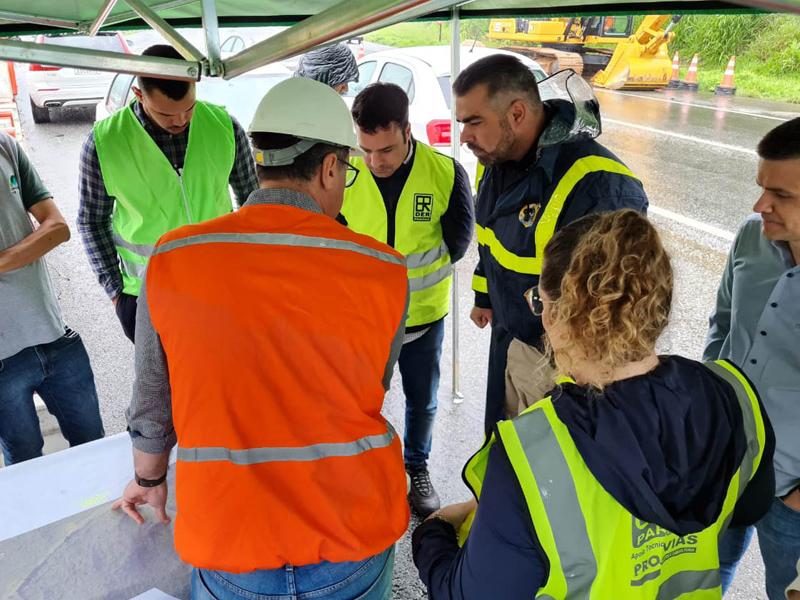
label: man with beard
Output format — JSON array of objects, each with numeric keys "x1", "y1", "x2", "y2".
[{"x1": 453, "y1": 55, "x2": 648, "y2": 434}]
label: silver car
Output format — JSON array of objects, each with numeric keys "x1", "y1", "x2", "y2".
[{"x1": 27, "y1": 33, "x2": 131, "y2": 123}]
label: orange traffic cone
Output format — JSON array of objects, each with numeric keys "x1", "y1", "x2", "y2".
[
  {"x1": 667, "y1": 52, "x2": 680, "y2": 88},
  {"x1": 680, "y1": 53, "x2": 699, "y2": 91},
  {"x1": 357, "y1": 43, "x2": 365, "y2": 60},
  {"x1": 715, "y1": 55, "x2": 737, "y2": 95}
]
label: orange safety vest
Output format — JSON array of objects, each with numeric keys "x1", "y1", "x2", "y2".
[{"x1": 146, "y1": 202, "x2": 411, "y2": 573}]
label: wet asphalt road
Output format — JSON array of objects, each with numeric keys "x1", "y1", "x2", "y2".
[{"x1": 12, "y1": 67, "x2": 799, "y2": 598}]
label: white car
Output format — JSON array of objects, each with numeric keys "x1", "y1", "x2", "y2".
[
  {"x1": 95, "y1": 62, "x2": 293, "y2": 126},
  {"x1": 28, "y1": 33, "x2": 131, "y2": 123},
  {"x1": 344, "y1": 45, "x2": 547, "y2": 186}
]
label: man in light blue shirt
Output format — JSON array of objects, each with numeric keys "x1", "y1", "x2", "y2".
[{"x1": 706, "y1": 117, "x2": 800, "y2": 600}]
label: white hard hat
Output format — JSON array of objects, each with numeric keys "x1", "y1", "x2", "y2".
[{"x1": 249, "y1": 77, "x2": 358, "y2": 166}]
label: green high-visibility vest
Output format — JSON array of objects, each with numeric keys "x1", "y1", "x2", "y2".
[
  {"x1": 462, "y1": 360, "x2": 766, "y2": 599},
  {"x1": 94, "y1": 101, "x2": 236, "y2": 296},
  {"x1": 342, "y1": 141, "x2": 455, "y2": 328}
]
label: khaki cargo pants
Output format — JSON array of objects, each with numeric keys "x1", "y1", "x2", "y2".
[{"x1": 504, "y1": 338, "x2": 557, "y2": 419}]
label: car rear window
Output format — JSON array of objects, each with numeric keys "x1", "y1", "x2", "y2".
[
  {"x1": 44, "y1": 35, "x2": 125, "y2": 53},
  {"x1": 438, "y1": 76, "x2": 452, "y2": 109}
]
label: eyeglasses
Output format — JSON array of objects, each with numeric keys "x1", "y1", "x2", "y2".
[
  {"x1": 338, "y1": 158, "x2": 360, "y2": 188},
  {"x1": 524, "y1": 286, "x2": 545, "y2": 316}
]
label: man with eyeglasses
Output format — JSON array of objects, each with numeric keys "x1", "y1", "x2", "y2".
[
  {"x1": 453, "y1": 55, "x2": 648, "y2": 435},
  {"x1": 340, "y1": 82, "x2": 474, "y2": 517},
  {"x1": 113, "y1": 77, "x2": 410, "y2": 600}
]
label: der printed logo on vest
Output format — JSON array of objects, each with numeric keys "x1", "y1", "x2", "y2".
[{"x1": 414, "y1": 194, "x2": 434, "y2": 222}]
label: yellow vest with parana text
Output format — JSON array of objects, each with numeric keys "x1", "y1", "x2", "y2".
[{"x1": 461, "y1": 360, "x2": 766, "y2": 599}]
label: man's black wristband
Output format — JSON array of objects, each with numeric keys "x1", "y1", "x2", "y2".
[{"x1": 135, "y1": 472, "x2": 167, "y2": 487}]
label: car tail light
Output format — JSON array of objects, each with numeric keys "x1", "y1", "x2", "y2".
[
  {"x1": 426, "y1": 119, "x2": 451, "y2": 147},
  {"x1": 29, "y1": 64, "x2": 61, "y2": 72},
  {"x1": 0, "y1": 110, "x2": 16, "y2": 138}
]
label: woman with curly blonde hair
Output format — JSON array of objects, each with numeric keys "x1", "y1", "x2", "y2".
[{"x1": 413, "y1": 209, "x2": 775, "y2": 599}]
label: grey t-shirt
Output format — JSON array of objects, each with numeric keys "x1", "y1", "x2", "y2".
[{"x1": 0, "y1": 134, "x2": 64, "y2": 360}]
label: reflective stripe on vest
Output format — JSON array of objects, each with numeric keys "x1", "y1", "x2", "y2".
[
  {"x1": 477, "y1": 156, "x2": 638, "y2": 276},
  {"x1": 94, "y1": 101, "x2": 236, "y2": 296},
  {"x1": 472, "y1": 274, "x2": 488, "y2": 294},
  {"x1": 178, "y1": 422, "x2": 396, "y2": 464},
  {"x1": 461, "y1": 359, "x2": 764, "y2": 598},
  {"x1": 153, "y1": 231, "x2": 405, "y2": 266},
  {"x1": 342, "y1": 141, "x2": 454, "y2": 327}
]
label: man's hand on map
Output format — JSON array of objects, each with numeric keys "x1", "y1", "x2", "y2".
[{"x1": 112, "y1": 479, "x2": 170, "y2": 525}]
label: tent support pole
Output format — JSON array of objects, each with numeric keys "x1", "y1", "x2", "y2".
[
  {"x1": 122, "y1": 0, "x2": 205, "y2": 62},
  {"x1": 223, "y1": 0, "x2": 464, "y2": 79},
  {"x1": 0, "y1": 38, "x2": 199, "y2": 79},
  {"x1": 102, "y1": 0, "x2": 195, "y2": 27},
  {"x1": 201, "y1": 0, "x2": 223, "y2": 76},
  {"x1": 0, "y1": 11, "x2": 79, "y2": 30},
  {"x1": 450, "y1": 6, "x2": 464, "y2": 404},
  {"x1": 88, "y1": 0, "x2": 120, "y2": 36}
]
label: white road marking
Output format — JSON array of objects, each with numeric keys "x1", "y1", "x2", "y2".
[
  {"x1": 649, "y1": 204, "x2": 736, "y2": 242},
  {"x1": 597, "y1": 89, "x2": 791, "y2": 122},
  {"x1": 604, "y1": 118, "x2": 757, "y2": 156}
]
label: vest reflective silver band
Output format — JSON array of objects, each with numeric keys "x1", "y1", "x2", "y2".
[
  {"x1": 178, "y1": 423, "x2": 397, "y2": 465},
  {"x1": 113, "y1": 232, "x2": 155, "y2": 257},
  {"x1": 409, "y1": 262, "x2": 453, "y2": 292},
  {"x1": 153, "y1": 231, "x2": 404, "y2": 266},
  {"x1": 704, "y1": 361, "x2": 760, "y2": 497},
  {"x1": 406, "y1": 240, "x2": 449, "y2": 269},
  {"x1": 704, "y1": 360, "x2": 764, "y2": 546},
  {"x1": 507, "y1": 409, "x2": 598, "y2": 597},
  {"x1": 654, "y1": 569, "x2": 721, "y2": 600},
  {"x1": 120, "y1": 256, "x2": 147, "y2": 279}
]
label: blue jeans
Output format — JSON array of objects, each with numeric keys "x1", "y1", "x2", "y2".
[
  {"x1": 398, "y1": 319, "x2": 445, "y2": 469},
  {"x1": 0, "y1": 330, "x2": 104, "y2": 465},
  {"x1": 719, "y1": 496, "x2": 800, "y2": 599},
  {"x1": 191, "y1": 547, "x2": 394, "y2": 600}
]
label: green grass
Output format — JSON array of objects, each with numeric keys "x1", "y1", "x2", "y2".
[
  {"x1": 365, "y1": 22, "x2": 450, "y2": 47},
  {"x1": 690, "y1": 58, "x2": 800, "y2": 104}
]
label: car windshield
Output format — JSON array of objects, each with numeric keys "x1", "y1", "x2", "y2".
[
  {"x1": 196, "y1": 72, "x2": 289, "y2": 126},
  {"x1": 45, "y1": 35, "x2": 125, "y2": 52}
]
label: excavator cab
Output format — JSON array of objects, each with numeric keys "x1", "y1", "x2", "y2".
[{"x1": 593, "y1": 16, "x2": 633, "y2": 38}]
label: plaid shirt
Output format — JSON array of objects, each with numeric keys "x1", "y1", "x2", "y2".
[{"x1": 77, "y1": 101, "x2": 258, "y2": 299}]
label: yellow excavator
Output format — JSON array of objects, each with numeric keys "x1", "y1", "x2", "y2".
[{"x1": 486, "y1": 15, "x2": 682, "y2": 90}]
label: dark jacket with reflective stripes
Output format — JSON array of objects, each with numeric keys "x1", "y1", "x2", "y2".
[
  {"x1": 473, "y1": 99, "x2": 648, "y2": 347},
  {"x1": 412, "y1": 356, "x2": 775, "y2": 599}
]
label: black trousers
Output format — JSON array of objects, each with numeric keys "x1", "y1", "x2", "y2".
[
  {"x1": 484, "y1": 324, "x2": 515, "y2": 436},
  {"x1": 114, "y1": 292, "x2": 138, "y2": 343}
]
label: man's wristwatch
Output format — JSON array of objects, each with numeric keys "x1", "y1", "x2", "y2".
[{"x1": 135, "y1": 472, "x2": 167, "y2": 487}]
